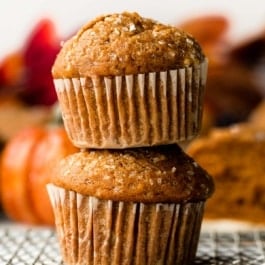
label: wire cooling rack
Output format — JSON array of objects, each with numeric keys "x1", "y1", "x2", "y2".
[
  {"x1": 0, "y1": 225, "x2": 62, "y2": 265},
  {"x1": 1, "y1": 224, "x2": 265, "y2": 264}
]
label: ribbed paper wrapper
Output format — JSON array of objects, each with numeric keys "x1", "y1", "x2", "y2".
[
  {"x1": 54, "y1": 60, "x2": 207, "y2": 149},
  {"x1": 47, "y1": 184, "x2": 205, "y2": 265}
]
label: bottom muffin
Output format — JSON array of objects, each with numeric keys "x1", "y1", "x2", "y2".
[{"x1": 47, "y1": 145, "x2": 214, "y2": 265}]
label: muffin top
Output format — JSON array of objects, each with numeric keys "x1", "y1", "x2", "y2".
[
  {"x1": 51, "y1": 144, "x2": 214, "y2": 203},
  {"x1": 52, "y1": 12, "x2": 205, "y2": 78}
]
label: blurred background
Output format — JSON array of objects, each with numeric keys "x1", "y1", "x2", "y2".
[
  {"x1": 0, "y1": 0, "x2": 265, "y2": 226},
  {"x1": 0, "y1": 0, "x2": 265, "y2": 56}
]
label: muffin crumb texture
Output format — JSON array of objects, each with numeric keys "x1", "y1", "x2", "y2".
[
  {"x1": 52, "y1": 12, "x2": 205, "y2": 77},
  {"x1": 187, "y1": 123, "x2": 265, "y2": 223}
]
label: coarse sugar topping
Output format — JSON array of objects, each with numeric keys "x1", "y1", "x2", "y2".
[
  {"x1": 51, "y1": 144, "x2": 214, "y2": 203},
  {"x1": 52, "y1": 12, "x2": 205, "y2": 78}
]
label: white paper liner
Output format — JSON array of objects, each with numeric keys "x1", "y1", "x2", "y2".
[
  {"x1": 47, "y1": 184, "x2": 205, "y2": 265},
  {"x1": 54, "y1": 60, "x2": 208, "y2": 149}
]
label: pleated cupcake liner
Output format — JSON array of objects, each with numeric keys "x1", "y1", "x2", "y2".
[
  {"x1": 47, "y1": 184, "x2": 205, "y2": 265},
  {"x1": 54, "y1": 60, "x2": 208, "y2": 149}
]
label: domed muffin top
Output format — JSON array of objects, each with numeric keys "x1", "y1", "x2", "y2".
[
  {"x1": 52, "y1": 12, "x2": 205, "y2": 78},
  {"x1": 51, "y1": 144, "x2": 214, "y2": 203}
]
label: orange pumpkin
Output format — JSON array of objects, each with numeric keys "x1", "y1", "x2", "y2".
[{"x1": 0, "y1": 126, "x2": 78, "y2": 226}]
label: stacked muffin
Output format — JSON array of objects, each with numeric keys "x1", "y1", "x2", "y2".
[{"x1": 47, "y1": 12, "x2": 214, "y2": 265}]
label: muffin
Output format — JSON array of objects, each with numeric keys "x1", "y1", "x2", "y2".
[
  {"x1": 52, "y1": 12, "x2": 208, "y2": 149},
  {"x1": 186, "y1": 123, "x2": 265, "y2": 223},
  {"x1": 47, "y1": 144, "x2": 214, "y2": 264}
]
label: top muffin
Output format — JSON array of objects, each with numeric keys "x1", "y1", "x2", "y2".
[{"x1": 52, "y1": 12, "x2": 205, "y2": 78}]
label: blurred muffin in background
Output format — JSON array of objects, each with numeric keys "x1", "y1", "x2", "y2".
[{"x1": 186, "y1": 123, "x2": 265, "y2": 224}]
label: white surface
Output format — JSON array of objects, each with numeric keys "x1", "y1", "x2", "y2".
[
  {"x1": 202, "y1": 219, "x2": 265, "y2": 232},
  {"x1": 0, "y1": 0, "x2": 264, "y2": 59}
]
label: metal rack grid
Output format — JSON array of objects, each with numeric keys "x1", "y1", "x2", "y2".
[{"x1": 1, "y1": 225, "x2": 265, "y2": 264}]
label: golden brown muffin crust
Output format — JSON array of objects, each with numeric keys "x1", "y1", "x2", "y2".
[
  {"x1": 52, "y1": 12, "x2": 205, "y2": 78},
  {"x1": 51, "y1": 144, "x2": 214, "y2": 203}
]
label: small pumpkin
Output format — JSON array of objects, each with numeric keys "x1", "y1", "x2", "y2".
[{"x1": 0, "y1": 126, "x2": 78, "y2": 226}]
